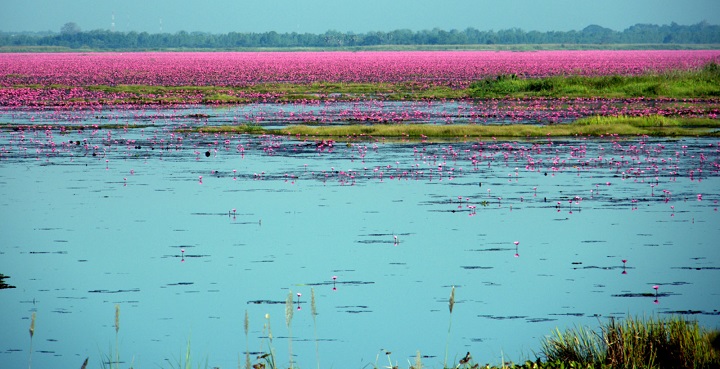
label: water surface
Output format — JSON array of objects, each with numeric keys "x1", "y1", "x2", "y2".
[{"x1": 1, "y1": 105, "x2": 719, "y2": 368}]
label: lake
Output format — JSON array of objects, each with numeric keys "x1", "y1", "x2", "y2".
[{"x1": 1, "y1": 103, "x2": 719, "y2": 368}]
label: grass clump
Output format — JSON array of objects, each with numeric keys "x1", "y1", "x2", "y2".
[
  {"x1": 541, "y1": 316, "x2": 720, "y2": 369},
  {"x1": 243, "y1": 114, "x2": 718, "y2": 139},
  {"x1": 468, "y1": 63, "x2": 720, "y2": 98},
  {"x1": 178, "y1": 115, "x2": 720, "y2": 139}
]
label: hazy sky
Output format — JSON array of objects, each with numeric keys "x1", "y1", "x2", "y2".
[{"x1": 2, "y1": 0, "x2": 719, "y2": 34}]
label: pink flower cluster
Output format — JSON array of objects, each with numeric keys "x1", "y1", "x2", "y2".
[{"x1": 1, "y1": 50, "x2": 718, "y2": 87}]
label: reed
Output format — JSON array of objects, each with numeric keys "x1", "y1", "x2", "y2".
[
  {"x1": 114, "y1": 304, "x2": 120, "y2": 369},
  {"x1": 444, "y1": 286, "x2": 456, "y2": 369},
  {"x1": 541, "y1": 325, "x2": 604, "y2": 364},
  {"x1": 310, "y1": 287, "x2": 320, "y2": 369},
  {"x1": 410, "y1": 351, "x2": 424, "y2": 369},
  {"x1": 244, "y1": 310, "x2": 251, "y2": 369},
  {"x1": 28, "y1": 312, "x2": 35, "y2": 369},
  {"x1": 285, "y1": 291, "x2": 295, "y2": 369},
  {"x1": 257, "y1": 313, "x2": 278, "y2": 369},
  {"x1": 166, "y1": 338, "x2": 203, "y2": 369}
]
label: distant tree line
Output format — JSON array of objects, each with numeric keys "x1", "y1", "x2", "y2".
[{"x1": 1, "y1": 22, "x2": 718, "y2": 50}]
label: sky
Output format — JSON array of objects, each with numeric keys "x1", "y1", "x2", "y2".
[{"x1": 1, "y1": 0, "x2": 719, "y2": 34}]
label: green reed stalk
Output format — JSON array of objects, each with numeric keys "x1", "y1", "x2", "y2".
[
  {"x1": 114, "y1": 304, "x2": 120, "y2": 369},
  {"x1": 311, "y1": 288, "x2": 320, "y2": 369},
  {"x1": 444, "y1": 286, "x2": 455, "y2": 369},
  {"x1": 28, "y1": 312, "x2": 35, "y2": 369},
  {"x1": 244, "y1": 310, "x2": 251, "y2": 369},
  {"x1": 285, "y1": 291, "x2": 294, "y2": 369},
  {"x1": 264, "y1": 313, "x2": 277, "y2": 369}
]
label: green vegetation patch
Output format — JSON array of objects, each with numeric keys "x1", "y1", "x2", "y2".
[
  {"x1": 541, "y1": 315, "x2": 720, "y2": 369},
  {"x1": 182, "y1": 115, "x2": 720, "y2": 139},
  {"x1": 468, "y1": 63, "x2": 720, "y2": 99}
]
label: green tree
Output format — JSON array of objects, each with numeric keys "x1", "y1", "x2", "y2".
[{"x1": 60, "y1": 22, "x2": 81, "y2": 35}]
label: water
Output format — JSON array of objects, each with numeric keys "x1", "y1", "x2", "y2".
[{"x1": 1, "y1": 105, "x2": 719, "y2": 369}]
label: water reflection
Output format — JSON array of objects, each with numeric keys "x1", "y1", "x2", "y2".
[{"x1": 0, "y1": 105, "x2": 718, "y2": 369}]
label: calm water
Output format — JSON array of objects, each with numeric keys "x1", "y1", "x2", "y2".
[{"x1": 1, "y1": 104, "x2": 719, "y2": 369}]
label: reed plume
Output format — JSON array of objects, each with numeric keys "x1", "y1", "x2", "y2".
[
  {"x1": 444, "y1": 286, "x2": 455, "y2": 369},
  {"x1": 114, "y1": 304, "x2": 120, "y2": 369},
  {"x1": 412, "y1": 350, "x2": 423, "y2": 369},
  {"x1": 28, "y1": 312, "x2": 36, "y2": 369},
  {"x1": 285, "y1": 291, "x2": 294, "y2": 369},
  {"x1": 263, "y1": 313, "x2": 277, "y2": 369},
  {"x1": 244, "y1": 310, "x2": 251, "y2": 369},
  {"x1": 311, "y1": 288, "x2": 320, "y2": 369}
]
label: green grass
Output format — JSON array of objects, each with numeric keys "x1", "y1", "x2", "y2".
[
  {"x1": 180, "y1": 115, "x2": 720, "y2": 139},
  {"x1": 541, "y1": 316, "x2": 720, "y2": 369},
  {"x1": 468, "y1": 63, "x2": 720, "y2": 99}
]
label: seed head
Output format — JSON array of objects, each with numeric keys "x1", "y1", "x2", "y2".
[
  {"x1": 449, "y1": 286, "x2": 456, "y2": 314},
  {"x1": 29, "y1": 312, "x2": 36, "y2": 338}
]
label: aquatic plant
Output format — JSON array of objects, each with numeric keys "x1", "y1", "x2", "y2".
[
  {"x1": 310, "y1": 288, "x2": 320, "y2": 369},
  {"x1": 28, "y1": 312, "x2": 35, "y2": 369},
  {"x1": 166, "y1": 338, "x2": 209, "y2": 369},
  {"x1": 187, "y1": 115, "x2": 720, "y2": 138},
  {"x1": 468, "y1": 63, "x2": 720, "y2": 98},
  {"x1": 114, "y1": 304, "x2": 120, "y2": 369},
  {"x1": 285, "y1": 290, "x2": 295, "y2": 369},
  {"x1": 541, "y1": 315, "x2": 720, "y2": 369},
  {"x1": 244, "y1": 310, "x2": 251, "y2": 369},
  {"x1": 444, "y1": 286, "x2": 456, "y2": 369},
  {"x1": 249, "y1": 313, "x2": 278, "y2": 369},
  {"x1": 2, "y1": 51, "x2": 717, "y2": 88}
]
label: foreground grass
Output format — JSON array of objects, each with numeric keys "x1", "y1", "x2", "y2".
[
  {"x1": 181, "y1": 115, "x2": 720, "y2": 139},
  {"x1": 541, "y1": 316, "x2": 720, "y2": 369},
  {"x1": 21, "y1": 294, "x2": 720, "y2": 369}
]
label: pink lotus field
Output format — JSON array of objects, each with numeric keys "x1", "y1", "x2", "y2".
[{"x1": 1, "y1": 50, "x2": 719, "y2": 87}]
